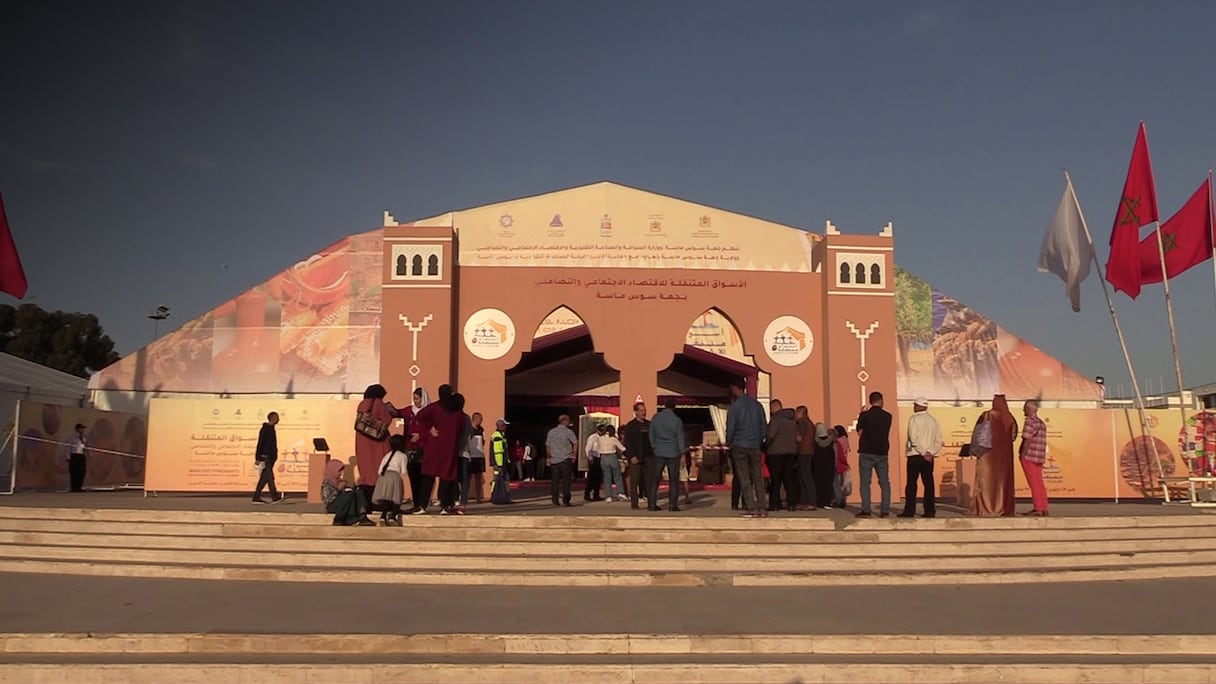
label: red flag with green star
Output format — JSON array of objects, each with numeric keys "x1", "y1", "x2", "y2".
[
  {"x1": 1137, "y1": 176, "x2": 1214, "y2": 285},
  {"x1": 1105, "y1": 122, "x2": 1160, "y2": 299}
]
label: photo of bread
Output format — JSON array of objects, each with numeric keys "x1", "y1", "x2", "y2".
[{"x1": 932, "y1": 295, "x2": 999, "y2": 398}]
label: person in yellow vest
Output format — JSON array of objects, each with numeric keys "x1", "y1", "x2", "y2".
[{"x1": 490, "y1": 418, "x2": 513, "y2": 505}]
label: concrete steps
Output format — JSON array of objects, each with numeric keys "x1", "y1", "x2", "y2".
[
  {"x1": 1, "y1": 633, "x2": 1213, "y2": 683},
  {"x1": 6, "y1": 661, "x2": 1215, "y2": 684},
  {"x1": 3, "y1": 504, "x2": 1215, "y2": 683},
  {"x1": 1, "y1": 507, "x2": 1214, "y2": 586}
]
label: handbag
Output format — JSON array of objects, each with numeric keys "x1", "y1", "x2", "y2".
[
  {"x1": 354, "y1": 411, "x2": 388, "y2": 441},
  {"x1": 969, "y1": 420, "x2": 991, "y2": 457}
]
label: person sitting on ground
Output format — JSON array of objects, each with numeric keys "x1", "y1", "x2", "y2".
[
  {"x1": 371, "y1": 434, "x2": 410, "y2": 526},
  {"x1": 321, "y1": 460, "x2": 374, "y2": 526}
]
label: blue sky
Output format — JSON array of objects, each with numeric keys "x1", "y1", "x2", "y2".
[{"x1": 2, "y1": 0, "x2": 1215, "y2": 393}]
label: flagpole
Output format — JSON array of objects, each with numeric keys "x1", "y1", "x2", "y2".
[
  {"x1": 1209, "y1": 169, "x2": 1215, "y2": 332},
  {"x1": 1065, "y1": 170, "x2": 1169, "y2": 500},
  {"x1": 1152, "y1": 219, "x2": 1191, "y2": 460}
]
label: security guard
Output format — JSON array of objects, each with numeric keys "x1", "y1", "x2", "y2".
[{"x1": 490, "y1": 418, "x2": 512, "y2": 504}]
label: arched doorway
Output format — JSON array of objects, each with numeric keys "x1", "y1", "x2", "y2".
[
  {"x1": 655, "y1": 309, "x2": 770, "y2": 484},
  {"x1": 504, "y1": 306, "x2": 621, "y2": 477}
]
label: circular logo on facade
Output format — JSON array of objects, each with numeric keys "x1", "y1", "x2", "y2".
[
  {"x1": 763, "y1": 316, "x2": 814, "y2": 367},
  {"x1": 463, "y1": 308, "x2": 517, "y2": 360}
]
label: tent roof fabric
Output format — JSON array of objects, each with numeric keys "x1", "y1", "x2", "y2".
[{"x1": 0, "y1": 353, "x2": 88, "y2": 400}]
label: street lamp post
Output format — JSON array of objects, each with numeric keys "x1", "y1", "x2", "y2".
[{"x1": 148, "y1": 306, "x2": 171, "y2": 339}]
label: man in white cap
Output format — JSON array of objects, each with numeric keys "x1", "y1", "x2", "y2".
[{"x1": 900, "y1": 397, "x2": 942, "y2": 518}]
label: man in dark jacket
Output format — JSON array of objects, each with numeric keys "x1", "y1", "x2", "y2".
[
  {"x1": 794, "y1": 405, "x2": 817, "y2": 510},
  {"x1": 765, "y1": 399, "x2": 799, "y2": 511},
  {"x1": 727, "y1": 379, "x2": 768, "y2": 518},
  {"x1": 252, "y1": 412, "x2": 285, "y2": 504},
  {"x1": 648, "y1": 398, "x2": 686, "y2": 512},
  {"x1": 619, "y1": 401, "x2": 655, "y2": 510},
  {"x1": 856, "y1": 391, "x2": 893, "y2": 517}
]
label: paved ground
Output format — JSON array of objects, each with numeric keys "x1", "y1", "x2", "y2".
[
  {"x1": 2, "y1": 488, "x2": 1209, "y2": 520},
  {"x1": 0, "y1": 573, "x2": 1208, "y2": 635}
]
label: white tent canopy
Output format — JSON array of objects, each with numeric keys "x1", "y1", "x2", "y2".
[
  {"x1": 0, "y1": 354, "x2": 88, "y2": 493},
  {"x1": 0, "y1": 353, "x2": 89, "y2": 406}
]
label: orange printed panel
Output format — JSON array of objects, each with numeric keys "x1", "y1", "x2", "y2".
[
  {"x1": 145, "y1": 397, "x2": 360, "y2": 492},
  {"x1": 14, "y1": 401, "x2": 147, "y2": 490},
  {"x1": 89, "y1": 231, "x2": 383, "y2": 394},
  {"x1": 1010, "y1": 408, "x2": 1117, "y2": 499},
  {"x1": 1111, "y1": 408, "x2": 1186, "y2": 499},
  {"x1": 903, "y1": 404, "x2": 1123, "y2": 500}
]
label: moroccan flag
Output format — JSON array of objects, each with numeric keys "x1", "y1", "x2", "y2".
[
  {"x1": 0, "y1": 189, "x2": 28, "y2": 299},
  {"x1": 1105, "y1": 123, "x2": 1160, "y2": 299},
  {"x1": 1137, "y1": 176, "x2": 1214, "y2": 285}
]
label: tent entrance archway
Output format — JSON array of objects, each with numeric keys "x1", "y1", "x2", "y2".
[
  {"x1": 504, "y1": 318, "x2": 620, "y2": 477},
  {"x1": 656, "y1": 346, "x2": 760, "y2": 486}
]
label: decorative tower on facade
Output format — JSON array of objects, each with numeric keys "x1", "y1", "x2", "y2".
[
  {"x1": 820, "y1": 220, "x2": 898, "y2": 432},
  {"x1": 379, "y1": 212, "x2": 456, "y2": 400}
]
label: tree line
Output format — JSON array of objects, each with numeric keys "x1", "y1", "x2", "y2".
[{"x1": 0, "y1": 304, "x2": 119, "y2": 378}]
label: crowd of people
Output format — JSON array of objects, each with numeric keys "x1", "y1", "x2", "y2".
[{"x1": 265, "y1": 380, "x2": 1052, "y2": 526}]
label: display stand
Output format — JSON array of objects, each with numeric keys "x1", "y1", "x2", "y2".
[
  {"x1": 306, "y1": 437, "x2": 331, "y2": 504},
  {"x1": 1187, "y1": 476, "x2": 1216, "y2": 507}
]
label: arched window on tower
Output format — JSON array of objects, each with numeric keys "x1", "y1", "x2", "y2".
[
  {"x1": 870, "y1": 263, "x2": 882, "y2": 285},
  {"x1": 855, "y1": 263, "x2": 867, "y2": 284},
  {"x1": 395, "y1": 255, "x2": 407, "y2": 276},
  {"x1": 427, "y1": 254, "x2": 439, "y2": 276},
  {"x1": 839, "y1": 262, "x2": 851, "y2": 284},
  {"x1": 411, "y1": 254, "x2": 423, "y2": 276}
]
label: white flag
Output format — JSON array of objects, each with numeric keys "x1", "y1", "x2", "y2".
[{"x1": 1038, "y1": 178, "x2": 1094, "y2": 312}]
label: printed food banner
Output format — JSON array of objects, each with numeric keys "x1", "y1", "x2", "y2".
[
  {"x1": 89, "y1": 230, "x2": 382, "y2": 393},
  {"x1": 146, "y1": 397, "x2": 359, "y2": 492},
  {"x1": 14, "y1": 401, "x2": 147, "y2": 490},
  {"x1": 895, "y1": 268, "x2": 1101, "y2": 402}
]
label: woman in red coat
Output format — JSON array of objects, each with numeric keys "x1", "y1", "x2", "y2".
[
  {"x1": 417, "y1": 385, "x2": 467, "y2": 514},
  {"x1": 354, "y1": 384, "x2": 398, "y2": 503}
]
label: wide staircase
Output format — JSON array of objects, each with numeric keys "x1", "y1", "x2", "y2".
[{"x1": 0, "y1": 504, "x2": 1214, "y2": 682}]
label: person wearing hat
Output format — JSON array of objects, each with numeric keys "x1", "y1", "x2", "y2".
[
  {"x1": 900, "y1": 397, "x2": 943, "y2": 518},
  {"x1": 67, "y1": 423, "x2": 88, "y2": 492},
  {"x1": 490, "y1": 418, "x2": 512, "y2": 504}
]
